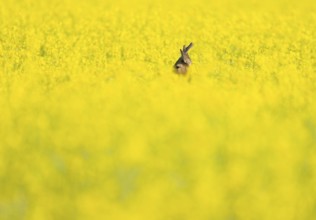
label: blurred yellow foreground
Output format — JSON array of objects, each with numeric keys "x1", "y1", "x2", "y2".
[{"x1": 1, "y1": 0, "x2": 316, "y2": 219}]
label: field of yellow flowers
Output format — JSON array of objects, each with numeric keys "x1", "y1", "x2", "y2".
[{"x1": 1, "y1": 0, "x2": 316, "y2": 219}]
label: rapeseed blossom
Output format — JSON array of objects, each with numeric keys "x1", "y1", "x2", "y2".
[{"x1": 0, "y1": 0, "x2": 316, "y2": 219}]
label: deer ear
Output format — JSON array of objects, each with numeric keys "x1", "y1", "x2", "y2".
[{"x1": 180, "y1": 49, "x2": 183, "y2": 55}]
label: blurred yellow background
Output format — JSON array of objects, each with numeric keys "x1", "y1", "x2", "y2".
[{"x1": 1, "y1": 0, "x2": 316, "y2": 219}]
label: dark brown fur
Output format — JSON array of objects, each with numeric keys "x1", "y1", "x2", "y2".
[{"x1": 174, "y1": 42, "x2": 193, "y2": 74}]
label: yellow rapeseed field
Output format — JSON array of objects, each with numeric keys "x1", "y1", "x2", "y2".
[{"x1": 1, "y1": 0, "x2": 316, "y2": 219}]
